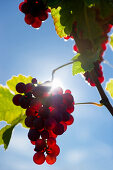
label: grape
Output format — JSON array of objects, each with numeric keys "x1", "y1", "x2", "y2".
[
  {"x1": 66, "y1": 104, "x2": 74, "y2": 114},
  {"x1": 47, "y1": 137, "x2": 56, "y2": 147},
  {"x1": 19, "y1": 95, "x2": 30, "y2": 109},
  {"x1": 30, "y1": 98, "x2": 42, "y2": 111},
  {"x1": 65, "y1": 115, "x2": 74, "y2": 125},
  {"x1": 33, "y1": 152, "x2": 45, "y2": 165},
  {"x1": 46, "y1": 154, "x2": 56, "y2": 165},
  {"x1": 32, "y1": 78, "x2": 37, "y2": 84},
  {"x1": 73, "y1": 44, "x2": 78, "y2": 52},
  {"x1": 35, "y1": 139, "x2": 46, "y2": 152},
  {"x1": 30, "y1": 140, "x2": 36, "y2": 145},
  {"x1": 44, "y1": 117, "x2": 57, "y2": 130},
  {"x1": 64, "y1": 36, "x2": 71, "y2": 40},
  {"x1": 33, "y1": 117, "x2": 44, "y2": 130},
  {"x1": 65, "y1": 89, "x2": 71, "y2": 94},
  {"x1": 20, "y1": 2, "x2": 30, "y2": 14},
  {"x1": 41, "y1": 130, "x2": 49, "y2": 139},
  {"x1": 53, "y1": 123, "x2": 65, "y2": 135},
  {"x1": 32, "y1": 17, "x2": 42, "y2": 28},
  {"x1": 19, "y1": 2, "x2": 25, "y2": 12},
  {"x1": 50, "y1": 109, "x2": 63, "y2": 123},
  {"x1": 25, "y1": 107, "x2": 37, "y2": 116},
  {"x1": 47, "y1": 144, "x2": 60, "y2": 156},
  {"x1": 25, "y1": 83, "x2": 33, "y2": 93},
  {"x1": 48, "y1": 130, "x2": 57, "y2": 138},
  {"x1": 25, "y1": 116, "x2": 35, "y2": 128},
  {"x1": 63, "y1": 93, "x2": 74, "y2": 106},
  {"x1": 28, "y1": 129, "x2": 40, "y2": 141},
  {"x1": 24, "y1": 14, "x2": 35, "y2": 25},
  {"x1": 38, "y1": 10, "x2": 48, "y2": 21},
  {"x1": 16, "y1": 82, "x2": 26, "y2": 93},
  {"x1": 12, "y1": 94, "x2": 22, "y2": 106},
  {"x1": 39, "y1": 106, "x2": 50, "y2": 119}
]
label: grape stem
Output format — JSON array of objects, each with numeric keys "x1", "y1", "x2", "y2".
[
  {"x1": 75, "y1": 102, "x2": 103, "y2": 107},
  {"x1": 51, "y1": 61, "x2": 74, "y2": 81}
]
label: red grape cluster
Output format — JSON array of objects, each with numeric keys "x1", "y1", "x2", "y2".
[
  {"x1": 13, "y1": 78, "x2": 74, "y2": 165},
  {"x1": 19, "y1": 0, "x2": 50, "y2": 28},
  {"x1": 83, "y1": 62, "x2": 104, "y2": 87},
  {"x1": 99, "y1": 24, "x2": 112, "y2": 62}
]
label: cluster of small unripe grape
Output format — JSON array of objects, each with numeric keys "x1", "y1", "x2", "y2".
[
  {"x1": 19, "y1": 0, "x2": 50, "y2": 28},
  {"x1": 13, "y1": 78, "x2": 74, "y2": 165}
]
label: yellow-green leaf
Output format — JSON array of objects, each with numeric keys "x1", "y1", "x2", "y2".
[
  {"x1": 106, "y1": 79, "x2": 113, "y2": 99},
  {"x1": 0, "y1": 85, "x2": 24, "y2": 123},
  {"x1": 0, "y1": 75, "x2": 33, "y2": 149},
  {"x1": 109, "y1": 34, "x2": 113, "y2": 50}
]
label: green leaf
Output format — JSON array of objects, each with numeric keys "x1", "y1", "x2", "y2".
[
  {"x1": 0, "y1": 85, "x2": 24, "y2": 123},
  {"x1": 0, "y1": 75, "x2": 32, "y2": 149},
  {"x1": 72, "y1": 49, "x2": 100, "y2": 75},
  {"x1": 109, "y1": 34, "x2": 113, "y2": 50},
  {"x1": 51, "y1": 7, "x2": 67, "y2": 38},
  {"x1": 7, "y1": 74, "x2": 32, "y2": 94},
  {"x1": 72, "y1": 53, "x2": 84, "y2": 75},
  {"x1": 106, "y1": 79, "x2": 113, "y2": 99},
  {"x1": 0, "y1": 114, "x2": 26, "y2": 149}
]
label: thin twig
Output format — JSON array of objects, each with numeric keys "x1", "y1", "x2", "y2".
[
  {"x1": 75, "y1": 102, "x2": 103, "y2": 107},
  {"x1": 51, "y1": 61, "x2": 74, "y2": 81}
]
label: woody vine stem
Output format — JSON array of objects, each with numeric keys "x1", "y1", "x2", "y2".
[{"x1": 51, "y1": 60, "x2": 113, "y2": 116}]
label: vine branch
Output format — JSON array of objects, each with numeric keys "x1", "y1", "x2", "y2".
[{"x1": 90, "y1": 67, "x2": 113, "y2": 116}]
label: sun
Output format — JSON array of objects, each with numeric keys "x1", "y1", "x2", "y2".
[{"x1": 51, "y1": 78, "x2": 64, "y2": 91}]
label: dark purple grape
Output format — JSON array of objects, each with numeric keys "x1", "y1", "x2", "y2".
[
  {"x1": 19, "y1": 95, "x2": 30, "y2": 109},
  {"x1": 33, "y1": 117, "x2": 44, "y2": 130},
  {"x1": 12, "y1": 94, "x2": 22, "y2": 106},
  {"x1": 32, "y1": 78, "x2": 37, "y2": 84},
  {"x1": 30, "y1": 98, "x2": 42, "y2": 111},
  {"x1": 28, "y1": 129, "x2": 40, "y2": 141},
  {"x1": 35, "y1": 139, "x2": 46, "y2": 152},
  {"x1": 39, "y1": 106, "x2": 50, "y2": 119},
  {"x1": 50, "y1": 109, "x2": 63, "y2": 123},
  {"x1": 16, "y1": 82, "x2": 26, "y2": 93},
  {"x1": 26, "y1": 107, "x2": 37, "y2": 116},
  {"x1": 38, "y1": 10, "x2": 48, "y2": 21},
  {"x1": 44, "y1": 117, "x2": 57, "y2": 130},
  {"x1": 53, "y1": 123, "x2": 65, "y2": 135},
  {"x1": 25, "y1": 83, "x2": 34, "y2": 93},
  {"x1": 25, "y1": 116, "x2": 35, "y2": 128},
  {"x1": 21, "y1": 2, "x2": 30, "y2": 14},
  {"x1": 41, "y1": 130, "x2": 49, "y2": 139}
]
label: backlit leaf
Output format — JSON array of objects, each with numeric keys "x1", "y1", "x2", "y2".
[{"x1": 106, "y1": 79, "x2": 113, "y2": 99}]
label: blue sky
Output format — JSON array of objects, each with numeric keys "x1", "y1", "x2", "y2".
[{"x1": 0, "y1": 1, "x2": 113, "y2": 170}]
